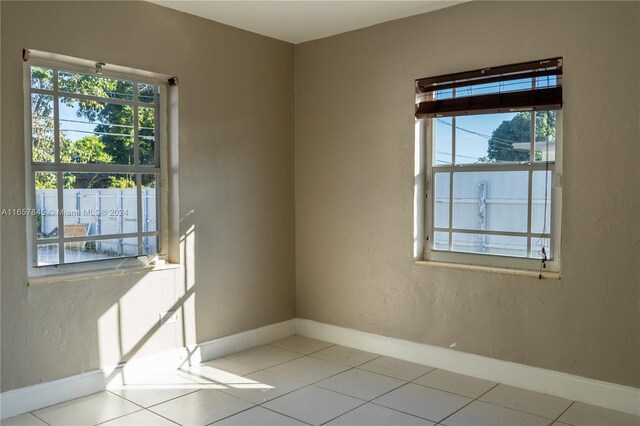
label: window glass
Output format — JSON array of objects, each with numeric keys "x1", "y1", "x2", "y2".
[{"x1": 28, "y1": 63, "x2": 161, "y2": 267}]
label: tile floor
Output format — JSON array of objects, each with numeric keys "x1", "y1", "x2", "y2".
[{"x1": 3, "y1": 335, "x2": 639, "y2": 426}]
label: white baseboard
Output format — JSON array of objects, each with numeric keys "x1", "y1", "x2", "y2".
[
  {"x1": 0, "y1": 370, "x2": 106, "y2": 421},
  {"x1": 2, "y1": 317, "x2": 638, "y2": 420},
  {"x1": 0, "y1": 318, "x2": 295, "y2": 420},
  {"x1": 194, "y1": 318, "x2": 296, "y2": 363},
  {"x1": 296, "y1": 318, "x2": 640, "y2": 417}
]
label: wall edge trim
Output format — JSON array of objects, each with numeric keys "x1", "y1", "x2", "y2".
[
  {"x1": 2, "y1": 318, "x2": 637, "y2": 419},
  {"x1": 295, "y1": 318, "x2": 640, "y2": 416},
  {"x1": 0, "y1": 318, "x2": 296, "y2": 420}
]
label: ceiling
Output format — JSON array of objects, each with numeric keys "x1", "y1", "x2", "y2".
[{"x1": 150, "y1": 1, "x2": 464, "y2": 44}]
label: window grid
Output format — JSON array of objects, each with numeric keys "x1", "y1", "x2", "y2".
[
  {"x1": 28, "y1": 64, "x2": 161, "y2": 267},
  {"x1": 428, "y1": 113, "x2": 556, "y2": 262}
]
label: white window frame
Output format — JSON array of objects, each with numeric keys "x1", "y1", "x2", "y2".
[
  {"x1": 418, "y1": 112, "x2": 562, "y2": 273},
  {"x1": 23, "y1": 52, "x2": 174, "y2": 279}
]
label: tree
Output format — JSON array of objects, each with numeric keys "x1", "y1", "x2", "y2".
[
  {"x1": 31, "y1": 67, "x2": 156, "y2": 189},
  {"x1": 487, "y1": 111, "x2": 556, "y2": 162}
]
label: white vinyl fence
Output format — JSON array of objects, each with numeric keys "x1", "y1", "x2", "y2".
[{"x1": 35, "y1": 188, "x2": 156, "y2": 261}]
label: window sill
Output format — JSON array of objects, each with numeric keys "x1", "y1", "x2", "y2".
[
  {"x1": 414, "y1": 260, "x2": 560, "y2": 279},
  {"x1": 27, "y1": 262, "x2": 182, "y2": 286}
]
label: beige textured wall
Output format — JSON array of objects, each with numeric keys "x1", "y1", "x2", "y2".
[
  {"x1": 295, "y1": 1, "x2": 640, "y2": 387},
  {"x1": 1, "y1": 1, "x2": 295, "y2": 392}
]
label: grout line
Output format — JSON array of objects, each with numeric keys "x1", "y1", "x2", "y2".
[
  {"x1": 411, "y1": 367, "x2": 439, "y2": 382},
  {"x1": 314, "y1": 370, "x2": 407, "y2": 403},
  {"x1": 356, "y1": 361, "x2": 436, "y2": 382},
  {"x1": 408, "y1": 378, "x2": 493, "y2": 400},
  {"x1": 367, "y1": 383, "x2": 443, "y2": 423},
  {"x1": 143, "y1": 408, "x2": 182, "y2": 426},
  {"x1": 462, "y1": 383, "x2": 575, "y2": 423},
  {"x1": 123, "y1": 387, "x2": 204, "y2": 410},
  {"x1": 471, "y1": 396, "x2": 564, "y2": 422},
  {"x1": 435, "y1": 381, "x2": 500, "y2": 425},
  {"x1": 107, "y1": 389, "x2": 148, "y2": 409},
  {"x1": 246, "y1": 363, "x2": 367, "y2": 424},
  {"x1": 202, "y1": 404, "x2": 259, "y2": 426},
  {"x1": 198, "y1": 383, "x2": 315, "y2": 426},
  {"x1": 553, "y1": 401, "x2": 576, "y2": 424},
  {"x1": 318, "y1": 399, "x2": 369, "y2": 425},
  {"x1": 267, "y1": 339, "x2": 336, "y2": 356},
  {"x1": 260, "y1": 405, "x2": 315, "y2": 425},
  {"x1": 477, "y1": 382, "x2": 501, "y2": 399},
  {"x1": 28, "y1": 411, "x2": 51, "y2": 426},
  {"x1": 223, "y1": 348, "x2": 307, "y2": 371},
  {"x1": 24, "y1": 340, "x2": 598, "y2": 426},
  {"x1": 92, "y1": 407, "x2": 146, "y2": 426}
]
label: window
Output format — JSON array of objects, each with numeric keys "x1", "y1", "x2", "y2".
[
  {"x1": 415, "y1": 58, "x2": 562, "y2": 272},
  {"x1": 25, "y1": 56, "x2": 167, "y2": 269}
]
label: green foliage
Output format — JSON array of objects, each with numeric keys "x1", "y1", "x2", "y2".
[
  {"x1": 61, "y1": 135, "x2": 113, "y2": 164},
  {"x1": 108, "y1": 175, "x2": 137, "y2": 189},
  {"x1": 487, "y1": 111, "x2": 556, "y2": 162},
  {"x1": 32, "y1": 68, "x2": 156, "y2": 190}
]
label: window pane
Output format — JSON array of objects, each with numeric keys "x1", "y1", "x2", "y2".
[
  {"x1": 64, "y1": 237, "x2": 138, "y2": 264},
  {"x1": 532, "y1": 171, "x2": 552, "y2": 234},
  {"x1": 31, "y1": 94, "x2": 55, "y2": 163},
  {"x1": 139, "y1": 107, "x2": 156, "y2": 166},
  {"x1": 434, "y1": 88, "x2": 453, "y2": 100},
  {"x1": 59, "y1": 98, "x2": 134, "y2": 165},
  {"x1": 457, "y1": 78, "x2": 532, "y2": 97},
  {"x1": 534, "y1": 110, "x2": 556, "y2": 162},
  {"x1": 452, "y1": 233, "x2": 528, "y2": 257},
  {"x1": 433, "y1": 172, "x2": 450, "y2": 228},
  {"x1": 456, "y1": 112, "x2": 532, "y2": 164},
  {"x1": 535, "y1": 75, "x2": 557, "y2": 89},
  {"x1": 141, "y1": 174, "x2": 157, "y2": 232},
  {"x1": 62, "y1": 173, "x2": 138, "y2": 236},
  {"x1": 434, "y1": 117, "x2": 453, "y2": 165},
  {"x1": 58, "y1": 71, "x2": 134, "y2": 101},
  {"x1": 138, "y1": 83, "x2": 156, "y2": 104},
  {"x1": 31, "y1": 67, "x2": 53, "y2": 90},
  {"x1": 37, "y1": 243, "x2": 59, "y2": 266},
  {"x1": 531, "y1": 237, "x2": 551, "y2": 259},
  {"x1": 452, "y1": 171, "x2": 528, "y2": 233},
  {"x1": 35, "y1": 172, "x2": 58, "y2": 240},
  {"x1": 143, "y1": 235, "x2": 158, "y2": 255},
  {"x1": 433, "y1": 231, "x2": 449, "y2": 251}
]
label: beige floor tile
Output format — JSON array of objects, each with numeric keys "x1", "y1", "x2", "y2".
[
  {"x1": 263, "y1": 385, "x2": 363, "y2": 425},
  {"x1": 99, "y1": 409, "x2": 176, "y2": 425},
  {"x1": 316, "y1": 368, "x2": 405, "y2": 400},
  {"x1": 178, "y1": 358, "x2": 259, "y2": 384},
  {"x1": 413, "y1": 369, "x2": 497, "y2": 398},
  {"x1": 149, "y1": 389, "x2": 253, "y2": 425},
  {"x1": 358, "y1": 356, "x2": 435, "y2": 381},
  {"x1": 0, "y1": 413, "x2": 48, "y2": 426},
  {"x1": 213, "y1": 406, "x2": 306, "y2": 425},
  {"x1": 551, "y1": 422, "x2": 572, "y2": 426},
  {"x1": 442, "y1": 400, "x2": 552, "y2": 426},
  {"x1": 372, "y1": 383, "x2": 472, "y2": 422},
  {"x1": 109, "y1": 388, "x2": 199, "y2": 408},
  {"x1": 480, "y1": 384, "x2": 573, "y2": 419},
  {"x1": 326, "y1": 402, "x2": 435, "y2": 425},
  {"x1": 310, "y1": 345, "x2": 379, "y2": 367},
  {"x1": 221, "y1": 370, "x2": 306, "y2": 404},
  {"x1": 267, "y1": 356, "x2": 350, "y2": 383},
  {"x1": 225, "y1": 345, "x2": 301, "y2": 369},
  {"x1": 269, "y1": 335, "x2": 334, "y2": 355},
  {"x1": 122, "y1": 371, "x2": 202, "y2": 387},
  {"x1": 558, "y1": 401, "x2": 640, "y2": 426},
  {"x1": 33, "y1": 391, "x2": 140, "y2": 426}
]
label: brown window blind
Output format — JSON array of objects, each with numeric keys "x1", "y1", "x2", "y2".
[{"x1": 415, "y1": 58, "x2": 562, "y2": 118}]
